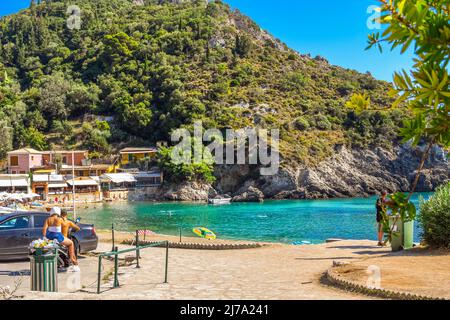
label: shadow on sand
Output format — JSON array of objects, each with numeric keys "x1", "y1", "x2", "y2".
[
  {"x1": 327, "y1": 245, "x2": 390, "y2": 256},
  {"x1": 0, "y1": 270, "x2": 30, "y2": 276},
  {"x1": 295, "y1": 256, "x2": 357, "y2": 261}
]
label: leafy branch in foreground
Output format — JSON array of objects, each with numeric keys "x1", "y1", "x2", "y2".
[
  {"x1": 356, "y1": 0, "x2": 450, "y2": 244},
  {"x1": 0, "y1": 276, "x2": 23, "y2": 300}
]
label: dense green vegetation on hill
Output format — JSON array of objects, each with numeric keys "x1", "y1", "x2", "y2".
[{"x1": 0, "y1": 0, "x2": 404, "y2": 165}]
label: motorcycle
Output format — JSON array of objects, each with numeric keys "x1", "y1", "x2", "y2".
[{"x1": 57, "y1": 244, "x2": 71, "y2": 269}]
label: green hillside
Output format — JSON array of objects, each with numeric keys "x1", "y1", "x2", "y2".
[{"x1": 0, "y1": 0, "x2": 404, "y2": 165}]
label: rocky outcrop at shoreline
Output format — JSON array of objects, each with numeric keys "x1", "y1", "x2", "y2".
[
  {"x1": 158, "y1": 181, "x2": 213, "y2": 202},
  {"x1": 214, "y1": 144, "x2": 449, "y2": 201},
  {"x1": 135, "y1": 144, "x2": 448, "y2": 203},
  {"x1": 232, "y1": 185, "x2": 264, "y2": 202}
]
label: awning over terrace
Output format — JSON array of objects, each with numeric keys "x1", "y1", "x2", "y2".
[
  {"x1": 0, "y1": 178, "x2": 29, "y2": 187},
  {"x1": 66, "y1": 179, "x2": 99, "y2": 187},
  {"x1": 100, "y1": 173, "x2": 137, "y2": 184}
]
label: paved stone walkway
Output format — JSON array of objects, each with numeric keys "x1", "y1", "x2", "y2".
[{"x1": 1, "y1": 240, "x2": 390, "y2": 300}]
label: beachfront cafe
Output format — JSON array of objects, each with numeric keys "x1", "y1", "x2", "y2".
[
  {"x1": 135, "y1": 171, "x2": 163, "y2": 187},
  {"x1": 100, "y1": 173, "x2": 137, "y2": 191},
  {"x1": 0, "y1": 174, "x2": 31, "y2": 193},
  {"x1": 31, "y1": 174, "x2": 68, "y2": 200},
  {"x1": 65, "y1": 177, "x2": 102, "y2": 202},
  {"x1": 66, "y1": 177, "x2": 100, "y2": 193}
]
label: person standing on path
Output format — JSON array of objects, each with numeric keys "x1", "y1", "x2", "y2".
[{"x1": 376, "y1": 191, "x2": 388, "y2": 246}]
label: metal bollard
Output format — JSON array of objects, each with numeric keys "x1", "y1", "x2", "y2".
[
  {"x1": 97, "y1": 256, "x2": 102, "y2": 294},
  {"x1": 135, "y1": 230, "x2": 140, "y2": 268},
  {"x1": 164, "y1": 241, "x2": 169, "y2": 283},
  {"x1": 113, "y1": 246, "x2": 119, "y2": 288},
  {"x1": 111, "y1": 223, "x2": 115, "y2": 252}
]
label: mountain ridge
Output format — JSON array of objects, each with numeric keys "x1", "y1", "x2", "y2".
[
  {"x1": 0, "y1": 0, "x2": 448, "y2": 198},
  {"x1": 0, "y1": 0, "x2": 396, "y2": 159}
]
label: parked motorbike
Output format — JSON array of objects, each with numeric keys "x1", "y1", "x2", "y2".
[{"x1": 57, "y1": 245, "x2": 71, "y2": 269}]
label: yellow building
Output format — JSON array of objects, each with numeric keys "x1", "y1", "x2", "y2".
[
  {"x1": 58, "y1": 164, "x2": 114, "y2": 177},
  {"x1": 119, "y1": 147, "x2": 157, "y2": 166}
]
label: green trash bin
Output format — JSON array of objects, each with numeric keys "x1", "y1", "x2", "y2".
[
  {"x1": 30, "y1": 248, "x2": 58, "y2": 292},
  {"x1": 403, "y1": 220, "x2": 414, "y2": 250},
  {"x1": 389, "y1": 216, "x2": 414, "y2": 252}
]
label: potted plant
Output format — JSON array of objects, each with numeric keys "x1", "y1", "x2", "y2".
[{"x1": 380, "y1": 192, "x2": 416, "y2": 251}]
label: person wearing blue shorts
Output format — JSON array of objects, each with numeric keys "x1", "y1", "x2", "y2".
[{"x1": 43, "y1": 207, "x2": 80, "y2": 272}]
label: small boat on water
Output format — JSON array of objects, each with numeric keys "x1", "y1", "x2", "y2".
[
  {"x1": 208, "y1": 197, "x2": 231, "y2": 205},
  {"x1": 192, "y1": 227, "x2": 217, "y2": 240}
]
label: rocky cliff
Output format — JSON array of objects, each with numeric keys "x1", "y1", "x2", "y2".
[
  {"x1": 212, "y1": 144, "x2": 449, "y2": 201},
  {"x1": 140, "y1": 144, "x2": 448, "y2": 203}
]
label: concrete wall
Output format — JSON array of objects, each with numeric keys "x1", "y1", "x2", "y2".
[
  {"x1": 104, "y1": 187, "x2": 160, "y2": 201},
  {"x1": 129, "y1": 186, "x2": 160, "y2": 201},
  {"x1": 104, "y1": 190, "x2": 130, "y2": 201},
  {"x1": 63, "y1": 192, "x2": 103, "y2": 203}
]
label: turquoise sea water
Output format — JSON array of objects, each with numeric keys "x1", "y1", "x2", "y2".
[{"x1": 76, "y1": 193, "x2": 432, "y2": 244}]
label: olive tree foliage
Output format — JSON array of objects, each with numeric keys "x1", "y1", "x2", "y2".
[
  {"x1": 0, "y1": 119, "x2": 13, "y2": 158},
  {"x1": 38, "y1": 72, "x2": 71, "y2": 121},
  {"x1": 350, "y1": 0, "x2": 450, "y2": 243}
]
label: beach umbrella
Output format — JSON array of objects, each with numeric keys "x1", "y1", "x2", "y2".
[
  {"x1": 6, "y1": 193, "x2": 25, "y2": 201},
  {"x1": 23, "y1": 193, "x2": 40, "y2": 199}
]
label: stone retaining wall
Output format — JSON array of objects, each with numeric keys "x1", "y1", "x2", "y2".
[
  {"x1": 122, "y1": 240, "x2": 265, "y2": 250},
  {"x1": 326, "y1": 267, "x2": 446, "y2": 300},
  {"x1": 104, "y1": 187, "x2": 161, "y2": 201}
]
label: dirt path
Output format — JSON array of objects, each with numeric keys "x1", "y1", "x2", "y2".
[{"x1": 331, "y1": 247, "x2": 450, "y2": 299}]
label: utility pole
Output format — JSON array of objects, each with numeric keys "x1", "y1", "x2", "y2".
[{"x1": 72, "y1": 151, "x2": 76, "y2": 220}]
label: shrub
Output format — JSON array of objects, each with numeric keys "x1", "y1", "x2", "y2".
[
  {"x1": 157, "y1": 145, "x2": 216, "y2": 184},
  {"x1": 234, "y1": 34, "x2": 253, "y2": 58},
  {"x1": 418, "y1": 183, "x2": 450, "y2": 248},
  {"x1": 282, "y1": 72, "x2": 308, "y2": 91},
  {"x1": 293, "y1": 116, "x2": 310, "y2": 131},
  {"x1": 314, "y1": 114, "x2": 332, "y2": 131}
]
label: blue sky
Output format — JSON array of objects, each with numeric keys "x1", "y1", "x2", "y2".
[{"x1": 0, "y1": 0, "x2": 414, "y2": 81}]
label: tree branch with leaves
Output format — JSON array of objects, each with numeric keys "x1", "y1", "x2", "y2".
[{"x1": 348, "y1": 0, "x2": 450, "y2": 244}]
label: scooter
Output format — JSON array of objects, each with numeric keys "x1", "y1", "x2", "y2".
[{"x1": 57, "y1": 245, "x2": 71, "y2": 269}]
